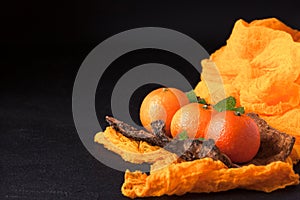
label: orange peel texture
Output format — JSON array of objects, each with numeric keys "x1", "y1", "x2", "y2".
[{"x1": 195, "y1": 18, "x2": 300, "y2": 163}]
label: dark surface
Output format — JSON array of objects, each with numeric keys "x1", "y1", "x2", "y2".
[
  {"x1": 1, "y1": 91, "x2": 300, "y2": 199},
  {"x1": 2, "y1": 1, "x2": 300, "y2": 199}
]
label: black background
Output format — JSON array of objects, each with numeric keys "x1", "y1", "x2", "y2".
[{"x1": 2, "y1": 1, "x2": 300, "y2": 199}]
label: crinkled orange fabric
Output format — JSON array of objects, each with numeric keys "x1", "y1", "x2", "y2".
[
  {"x1": 195, "y1": 18, "x2": 300, "y2": 162},
  {"x1": 96, "y1": 127, "x2": 299, "y2": 198},
  {"x1": 94, "y1": 127, "x2": 177, "y2": 164},
  {"x1": 122, "y1": 158, "x2": 299, "y2": 198}
]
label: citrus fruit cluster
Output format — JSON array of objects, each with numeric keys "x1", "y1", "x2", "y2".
[{"x1": 139, "y1": 87, "x2": 260, "y2": 163}]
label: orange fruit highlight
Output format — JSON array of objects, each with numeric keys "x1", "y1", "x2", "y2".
[
  {"x1": 205, "y1": 111, "x2": 260, "y2": 163},
  {"x1": 170, "y1": 103, "x2": 213, "y2": 139},
  {"x1": 140, "y1": 88, "x2": 189, "y2": 136}
]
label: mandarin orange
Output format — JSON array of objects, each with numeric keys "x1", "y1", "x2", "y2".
[
  {"x1": 139, "y1": 88, "x2": 189, "y2": 136},
  {"x1": 170, "y1": 103, "x2": 213, "y2": 139},
  {"x1": 204, "y1": 111, "x2": 260, "y2": 163}
]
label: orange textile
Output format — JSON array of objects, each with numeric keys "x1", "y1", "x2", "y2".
[
  {"x1": 122, "y1": 158, "x2": 299, "y2": 198},
  {"x1": 94, "y1": 127, "x2": 177, "y2": 164},
  {"x1": 95, "y1": 126, "x2": 299, "y2": 199},
  {"x1": 195, "y1": 18, "x2": 300, "y2": 162}
]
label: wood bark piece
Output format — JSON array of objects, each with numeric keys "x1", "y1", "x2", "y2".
[
  {"x1": 247, "y1": 113, "x2": 295, "y2": 165},
  {"x1": 106, "y1": 116, "x2": 235, "y2": 167}
]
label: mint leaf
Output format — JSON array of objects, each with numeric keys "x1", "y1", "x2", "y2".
[
  {"x1": 213, "y1": 96, "x2": 236, "y2": 112},
  {"x1": 197, "y1": 98, "x2": 207, "y2": 105},
  {"x1": 186, "y1": 90, "x2": 198, "y2": 103},
  {"x1": 177, "y1": 130, "x2": 189, "y2": 140},
  {"x1": 232, "y1": 107, "x2": 245, "y2": 114},
  {"x1": 198, "y1": 137, "x2": 205, "y2": 141},
  {"x1": 186, "y1": 90, "x2": 208, "y2": 105},
  {"x1": 213, "y1": 96, "x2": 245, "y2": 114}
]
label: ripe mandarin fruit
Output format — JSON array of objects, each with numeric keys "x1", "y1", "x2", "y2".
[
  {"x1": 170, "y1": 103, "x2": 213, "y2": 139},
  {"x1": 204, "y1": 111, "x2": 260, "y2": 163},
  {"x1": 139, "y1": 88, "x2": 189, "y2": 136}
]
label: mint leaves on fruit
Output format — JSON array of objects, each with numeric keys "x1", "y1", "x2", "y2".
[
  {"x1": 186, "y1": 90, "x2": 207, "y2": 104},
  {"x1": 178, "y1": 130, "x2": 189, "y2": 140},
  {"x1": 213, "y1": 96, "x2": 245, "y2": 114},
  {"x1": 177, "y1": 130, "x2": 205, "y2": 141},
  {"x1": 186, "y1": 90, "x2": 198, "y2": 103}
]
